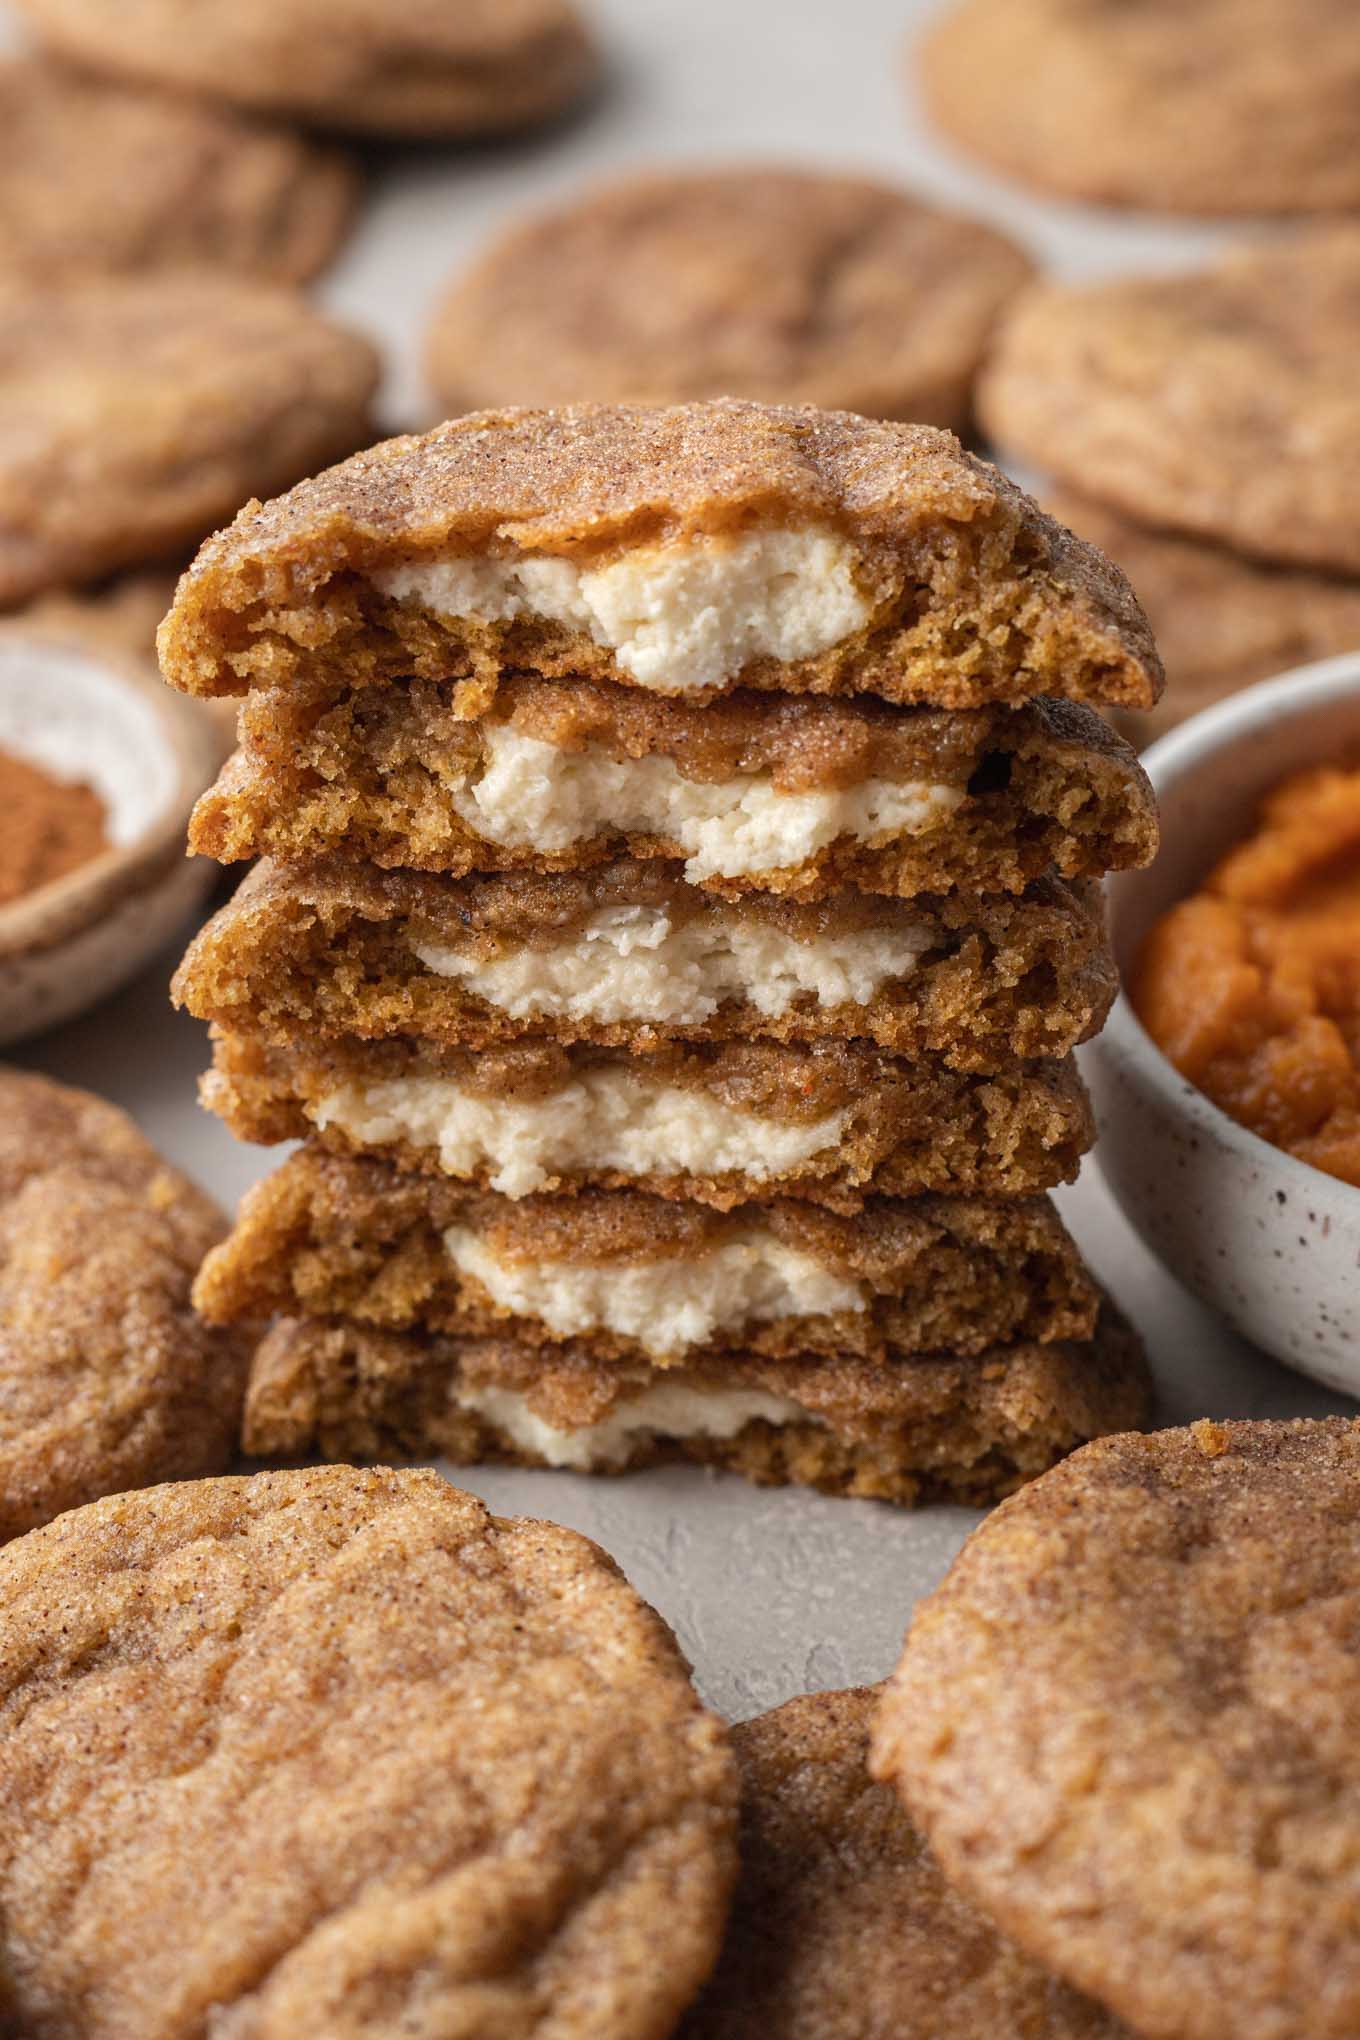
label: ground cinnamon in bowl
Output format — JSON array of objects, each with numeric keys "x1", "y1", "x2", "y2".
[{"x1": 0, "y1": 748, "x2": 108, "y2": 907}]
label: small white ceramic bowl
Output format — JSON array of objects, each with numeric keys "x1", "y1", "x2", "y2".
[
  {"x1": 0, "y1": 630, "x2": 226, "y2": 1047},
  {"x1": 1087, "y1": 653, "x2": 1360, "y2": 1395}
]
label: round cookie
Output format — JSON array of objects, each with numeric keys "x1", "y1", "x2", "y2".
[
  {"x1": 0, "y1": 1463, "x2": 737, "y2": 2036},
  {"x1": 0, "y1": 58, "x2": 356, "y2": 286},
  {"x1": 0, "y1": 1067, "x2": 247, "y2": 1541},
  {"x1": 0, "y1": 273, "x2": 378, "y2": 606},
  {"x1": 14, "y1": 0, "x2": 598, "y2": 139},
  {"x1": 681, "y1": 1687, "x2": 1126, "y2": 2038},
  {"x1": 981, "y1": 231, "x2": 1360, "y2": 577},
  {"x1": 1048, "y1": 491, "x2": 1360, "y2": 743},
  {"x1": 426, "y1": 168, "x2": 1033, "y2": 428},
  {"x1": 872, "y1": 1418, "x2": 1360, "y2": 2040},
  {"x1": 918, "y1": 0, "x2": 1360, "y2": 215}
]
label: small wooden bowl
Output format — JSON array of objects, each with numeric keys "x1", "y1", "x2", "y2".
[{"x1": 0, "y1": 628, "x2": 227, "y2": 1046}]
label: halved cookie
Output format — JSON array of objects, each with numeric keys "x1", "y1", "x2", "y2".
[
  {"x1": 242, "y1": 1300, "x2": 1151, "y2": 1507},
  {"x1": 172, "y1": 859, "x2": 1117, "y2": 1064},
  {"x1": 157, "y1": 401, "x2": 1162, "y2": 713},
  {"x1": 192, "y1": 679, "x2": 1156, "y2": 898},
  {"x1": 193, "y1": 1147, "x2": 1100, "y2": 1366},
  {"x1": 201, "y1": 1029, "x2": 1096, "y2": 1208}
]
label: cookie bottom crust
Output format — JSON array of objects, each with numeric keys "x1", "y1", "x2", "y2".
[
  {"x1": 202, "y1": 1027, "x2": 1097, "y2": 1209},
  {"x1": 243, "y1": 1303, "x2": 1151, "y2": 1508}
]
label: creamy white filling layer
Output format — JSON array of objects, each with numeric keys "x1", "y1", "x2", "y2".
[
  {"x1": 452, "y1": 723, "x2": 963, "y2": 883},
  {"x1": 453, "y1": 1381, "x2": 814, "y2": 1470},
  {"x1": 371, "y1": 524, "x2": 874, "y2": 694},
  {"x1": 416, "y1": 903, "x2": 930, "y2": 1026},
  {"x1": 312, "y1": 1069, "x2": 848, "y2": 1199},
  {"x1": 444, "y1": 1225, "x2": 864, "y2": 1360}
]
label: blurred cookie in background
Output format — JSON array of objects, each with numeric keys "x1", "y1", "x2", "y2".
[
  {"x1": 0, "y1": 274, "x2": 379, "y2": 608},
  {"x1": 1048, "y1": 492, "x2": 1360, "y2": 745},
  {"x1": 14, "y1": 0, "x2": 600, "y2": 139},
  {"x1": 979, "y1": 230, "x2": 1360, "y2": 578},
  {"x1": 917, "y1": 0, "x2": 1360, "y2": 215},
  {"x1": 0, "y1": 58, "x2": 356, "y2": 286},
  {"x1": 426, "y1": 167, "x2": 1032, "y2": 429}
]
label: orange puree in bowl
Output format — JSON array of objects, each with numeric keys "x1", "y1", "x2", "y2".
[{"x1": 1133, "y1": 765, "x2": 1360, "y2": 1188}]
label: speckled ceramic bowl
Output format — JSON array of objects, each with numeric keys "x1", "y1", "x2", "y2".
[
  {"x1": 1087, "y1": 654, "x2": 1360, "y2": 1395},
  {"x1": 0, "y1": 628, "x2": 226, "y2": 1047}
]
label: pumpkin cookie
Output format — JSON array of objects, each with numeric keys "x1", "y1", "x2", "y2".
[
  {"x1": 873, "y1": 1418, "x2": 1360, "y2": 2040},
  {"x1": 172, "y1": 860, "x2": 1118, "y2": 1066},
  {"x1": 156, "y1": 401, "x2": 1162, "y2": 714},
  {"x1": 0, "y1": 57, "x2": 356, "y2": 285},
  {"x1": 0, "y1": 1067, "x2": 247, "y2": 1541},
  {"x1": 200, "y1": 1029, "x2": 1097, "y2": 1208},
  {"x1": 981, "y1": 232, "x2": 1360, "y2": 577},
  {"x1": 0, "y1": 274, "x2": 377, "y2": 606},
  {"x1": 243, "y1": 1300, "x2": 1151, "y2": 1506},
  {"x1": 15, "y1": 0, "x2": 598, "y2": 138},
  {"x1": 426, "y1": 168, "x2": 1032, "y2": 428},
  {"x1": 918, "y1": 0, "x2": 1360, "y2": 215},
  {"x1": 0, "y1": 1463, "x2": 737, "y2": 2036},
  {"x1": 681, "y1": 1688, "x2": 1125, "y2": 2038}
]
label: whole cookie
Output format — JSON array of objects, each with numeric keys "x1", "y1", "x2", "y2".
[
  {"x1": 872, "y1": 1419, "x2": 1360, "y2": 2040},
  {"x1": 0, "y1": 58, "x2": 356, "y2": 285},
  {"x1": 681, "y1": 1687, "x2": 1126, "y2": 2038},
  {"x1": 1048, "y1": 491, "x2": 1360, "y2": 742},
  {"x1": 427, "y1": 168, "x2": 1033, "y2": 428},
  {"x1": 14, "y1": 0, "x2": 598, "y2": 138},
  {"x1": 918, "y1": 0, "x2": 1360, "y2": 215},
  {"x1": 0, "y1": 1463, "x2": 737, "y2": 2037},
  {"x1": 0, "y1": 1067, "x2": 247, "y2": 1541},
  {"x1": 981, "y1": 231, "x2": 1360, "y2": 576},
  {"x1": 0, "y1": 273, "x2": 378, "y2": 605}
]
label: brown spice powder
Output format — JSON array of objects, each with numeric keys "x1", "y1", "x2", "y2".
[{"x1": 0, "y1": 748, "x2": 108, "y2": 907}]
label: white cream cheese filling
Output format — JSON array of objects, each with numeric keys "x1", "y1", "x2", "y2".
[
  {"x1": 416, "y1": 902, "x2": 930, "y2": 1026},
  {"x1": 312, "y1": 1068, "x2": 848, "y2": 1199},
  {"x1": 452, "y1": 1381, "x2": 814, "y2": 1471},
  {"x1": 370, "y1": 524, "x2": 874, "y2": 694},
  {"x1": 452, "y1": 722, "x2": 964, "y2": 883},
  {"x1": 445, "y1": 1225, "x2": 864, "y2": 1360}
]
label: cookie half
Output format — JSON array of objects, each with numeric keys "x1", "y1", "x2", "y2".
[
  {"x1": 981, "y1": 232, "x2": 1360, "y2": 577},
  {"x1": 873, "y1": 1418, "x2": 1360, "y2": 2040},
  {"x1": 0, "y1": 1464, "x2": 736, "y2": 2036},
  {"x1": 244, "y1": 1302, "x2": 1152, "y2": 1506},
  {"x1": 0, "y1": 1067, "x2": 247, "y2": 1540},
  {"x1": 156, "y1": 401, "x2": 1162, "y2": 713},
  {"x1": 681, "y1": 1687, "x2": 1126, "y2": 2038},
  {"x1": 427, "y1": 167, "x2": 1032, "y2": 428},
  {"x1": 0, "y1": 274, "x2": 378, "y2": 604},
  {"x1": 919, "y1": 0, "x2": 1360, "y2": 215},
  {"x1": 1048, "y1": 491, "x2": 1360, "y2": 742},
  {"x1": 14, "y1": 0, "x2": 599, "y2": 138},
  {"x1": 192, "y1": 1147, "x2": 1100, "y2": 1366},
  {"x1": 172, "y1": 860, "x2": 1117, "y2": 1065},
  {"x1": 0, "y1": 57, "x2": 356, "y2": 285},
  {"x1": 193, "y1": 679, "x2": 1156, "y2": 899},
  {"x1": 200, "y1": 1029, "x2": 1097, "y2": 1208}
]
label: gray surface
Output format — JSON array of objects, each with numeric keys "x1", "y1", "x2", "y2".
[{"x1": 7, "y1": 0, "x2": 1349, "y2": 1722}]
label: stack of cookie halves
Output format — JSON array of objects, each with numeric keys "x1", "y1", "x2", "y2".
[{"x1": 166, "y1": 400, "x2": 1161, "y2": 1505}]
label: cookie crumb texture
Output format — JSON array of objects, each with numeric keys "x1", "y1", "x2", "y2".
[
  {"x1": 14, "y1": 0, "x2": 598, "y2": 138},
  {"x1": 682, "y1": 1688, "x2": 1125, "y2": 2039},
  {"x1": 873, "y1": 1418, "x2": 1360, "y2": 2040},
  {"x1": 427, "y1": 168, "x2": 1032, "y2": 427},
  {"x1": 0, "y1": 1068, "x2": 247, "y2": 1542},
  {"x1": 0, "y1": 1465, "x2": 738, "y2": 2038},
  {"x1": 920, "y1": 0, "x2": 1360, "y2": 216}
]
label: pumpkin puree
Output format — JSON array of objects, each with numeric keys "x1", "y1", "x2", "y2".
[{"x1": 1134, "y1": 764, "x2": 1360, "y2": 1188}]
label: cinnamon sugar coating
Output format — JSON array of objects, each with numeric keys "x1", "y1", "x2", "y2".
[
  {"x1": 242, "y1": 1301, "x2": 1151, "y2": 1507},
  {"x1": 157, "y1": 402, "x2": 1161, "y2": 712}
]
